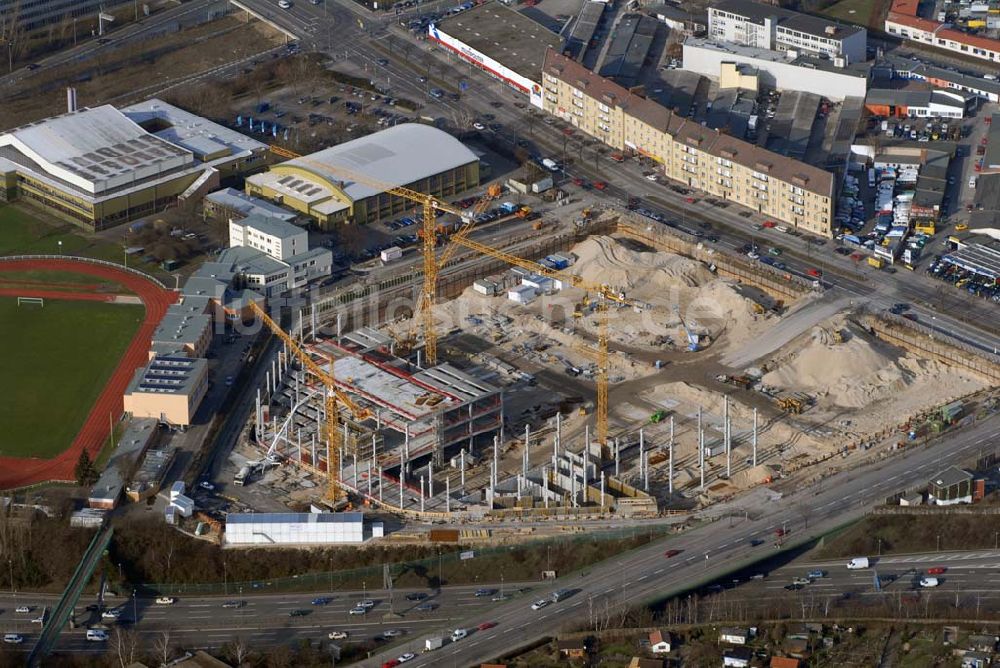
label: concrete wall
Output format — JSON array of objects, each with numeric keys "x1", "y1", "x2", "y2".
[{"x1": 682, "y1": 42, "x2": 867, "y2": 100}]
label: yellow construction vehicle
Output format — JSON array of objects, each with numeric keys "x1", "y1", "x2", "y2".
[{"x1": 775, "y1": 396, "x2": 805, "y2": 414}]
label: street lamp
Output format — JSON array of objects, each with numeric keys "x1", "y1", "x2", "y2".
[{"x1": 57, "y1": 240, "x2": 62, "y2": 255}]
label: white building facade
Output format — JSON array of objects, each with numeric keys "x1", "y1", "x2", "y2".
[{"x1": 225, "y1": 512, "x2": 374, "y2": 544}]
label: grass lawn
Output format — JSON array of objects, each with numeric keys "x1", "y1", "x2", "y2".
[
  {"x1": 0, "y1": 204, "x2": 168, "y2": 270},
  {"x1": 0, "y1": 297, "x2": 144, "y2": 458}
]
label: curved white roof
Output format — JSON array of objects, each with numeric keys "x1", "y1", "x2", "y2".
[{"x1": 281, "y1": 123, "x2": 478, "y2": 202}]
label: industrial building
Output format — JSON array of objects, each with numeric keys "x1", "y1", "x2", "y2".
[
  {"x1": 864, "y1": 87, "x2": 972, "y2": 119},
  {"x1": 225, "y1": 511, "x2": 383, "y2": 545},
  {"x1": 708, "y1": 0, "x2": 867, "y2": 63},
  {"x1": 125, "y1": 447, "x2": 177, "y2": 502},
  {"x1": 649, "y1": 5, "x2": 707, "y2": 35},
  {"x1": 540, "y1": 49, "x2": 834, "y2": 236},
  {"x1": 599, "y1": 14, "x2": 659, "y2": 88},
  {"x1": 427, "y1": 1, "x2": 563, "y2": 108},
  {"x1": 885, "y1": 0, "x2": 1000, "y2": 66},
  {"x1": 122, "y1": 356, "x2": 209, "y2": 426},
  {"x1": 682, "y1": 37, "x2": 869, "y2": 101},
  {"x1": 0, "y1": 100, "x2": 268, "y2": 230},
  {"x1": 245, "y1": 124, "x2": 479, "y2": 228},
  {"x1": 203, "y1": 187, "x2": 298, "y2": 223},
  {"x1": 873, "y1": 56, "x2": 1000, "y2": 103},
  {"x1": 87, "y1": 418, "x2": 159, "y2": 510},
  {"x1": 927, "y1": 466, "x2": 974, "y2": 505}
]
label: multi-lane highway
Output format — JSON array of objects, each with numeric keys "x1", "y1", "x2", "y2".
[
  {"x1": 356, "y1": 412, "x2": 1000, "y2": 666},
  {"x1": 2, "y1": 583, "x2": 531, "y2": 655}
]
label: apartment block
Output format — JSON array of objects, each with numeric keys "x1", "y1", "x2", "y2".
[
  {"x1": 541, "y1": 50, "x2": 834, "y2": 236},
  {"x1": 708, "y1": 0, "x2": 866, "y2": 63}
]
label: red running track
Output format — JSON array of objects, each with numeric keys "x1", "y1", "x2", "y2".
[{"x1": 0, "y1": 259, "x2": 175, "y2": 489}]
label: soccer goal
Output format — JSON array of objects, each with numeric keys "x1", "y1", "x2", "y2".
[{"x1": 16, "y1": 297, "x2": 44, "y2": 308}]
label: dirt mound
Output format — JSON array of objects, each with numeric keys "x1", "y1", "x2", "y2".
[
  {"x1": 571, "y1": 236, "x2": 712, "y2": 292},
  {"x1": 762, "y1": 322, "x2": 985, "y2": 411}
]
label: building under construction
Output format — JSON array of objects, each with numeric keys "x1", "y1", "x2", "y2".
[{"x1": 255, "y1": 326, "x2": 502, "y2": 479}]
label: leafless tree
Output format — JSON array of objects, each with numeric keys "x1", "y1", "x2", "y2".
[
  {"x1": 153, "y1": 629, "x2": 173, "y2": 667},
  {"x1": 226, "y1": 636, "x2": 251, "y2": 667},
  {"x1": 110, "y1": 627, "x2": 139, "y2": 668}
]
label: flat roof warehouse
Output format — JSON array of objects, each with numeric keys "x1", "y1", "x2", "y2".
[{"x1": 431, "y1": 2, "x2": 563, "y2": 80}]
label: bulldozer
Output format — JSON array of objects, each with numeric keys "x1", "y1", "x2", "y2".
[{"x1": 775, "y1": 396, "x2": 805, "y2": 414}]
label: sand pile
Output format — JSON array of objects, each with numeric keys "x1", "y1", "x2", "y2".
[
  {"x1": 762, "y1": 321, "x2": 986, "y2": 412},
  {"x1": 571, "y1": 236, "x2": 712, "y2": 293}
]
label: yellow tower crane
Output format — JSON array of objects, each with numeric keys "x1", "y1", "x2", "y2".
[
  {"x1": 266, "y1": 145, "x2": 495, "y2": 364},
  {"x1": 449, "y1": 236, "x2": 637, "y2": 449},
  {"x1": 249, "y1": 301, "x2": 371, "y2": 504}
]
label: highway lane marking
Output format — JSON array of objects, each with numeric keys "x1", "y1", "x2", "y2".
[{"x1": 655, "y1": 568, "x2": 665, "y2": 574}]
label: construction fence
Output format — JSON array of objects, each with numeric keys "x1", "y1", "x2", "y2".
[{"x1": 861, "y1": 312, "x2": 1000, "y2": 385}]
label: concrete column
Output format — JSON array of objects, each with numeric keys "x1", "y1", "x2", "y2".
[
  {"x1": 493, "y1": 435, "x2": 499, "y2": 488},
  {"x1": 429, "y1": 459, "x2": 434, "y2": 497},
  {"x1": 542, "y1": 466, "x2": 549, "y2": 508},
  {"x1": 311, "y1": 438, "x2": 316, "y2": 468},
  {"x1": 367, "y1": 460, "x2": 372, "y2": 496},
  {"x1": 353, "y1": 453, "x2": 358, "y2": 487},
  {"x1": 668, "y1": 417, "x2": 674, "y2": 496},
  {"x1": 400, "y1": 476, "x2": 404, "y2": 509},
  {"x1": 584, "y1": 424, "x2": 590, "y2": 454},
  {"x1": 752, "y1": 408, "x2": 758, "y2": 467},
  {"x1": 446, "y1": 476, "x2": 451, "y2": 513},
  {"x1": 600, "y1": 471, "x2": 606, "y2": 508},
  {"x1": 569, "y1": 460, "x2": 576, "y2": 507},
  {"x1": 378, "y1": 466, "x2": 383, "y2": 503},
  {"x1": 420, "y1": 478, "x2": 425, "y2": 513},
  {"x1": 639, "y1": 428, "x2": 645, "y2": 480},
  {"x1": 404, "y1": 426, "x2": 410, "y2": 462},
  {"x1": 644, "y1": 448, "x2": 649, "y2": 492},
  {"x1": 460, "y1": 449, "x2": 466, "y2": 491},
  {"x1": 376, "y1": 408, "x2": 382, "y2": 431},
  {"x1": 698, "y1": 406, "x2": 705, "y2": 490},
  {"x1": 725, "y1": 396, "x2": 731, "y2": 479},
  {"x1": 265, "y1": 371, "x2": 271, "y2": 400},
  {"x1": 614, "y1": 437, "x2": 620, "y2": 478},
  {"x1": 555, "y1": 413, "x2": 561, "y2": 457},
  {"x1": 336, "y1": 312, "x2": 342, "y2": 340},
  {"x1": 523, "y1": 425, "x2": 529, "y2": 482}
]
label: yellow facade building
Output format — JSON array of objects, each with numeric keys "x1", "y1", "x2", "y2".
[
  {"x1": 540, "y1": 50, "x2": 834, "y2": 236},
  {"x1": 0, "y1": 100, "x2": 269, "y2": 230},
  {"x1": 245, "y1": 123, "x2": 480, "y2": 229}
]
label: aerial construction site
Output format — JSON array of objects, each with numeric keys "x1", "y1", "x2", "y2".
[{"x1": 224, "y1": 204, "x2": 996, "y2": 530}]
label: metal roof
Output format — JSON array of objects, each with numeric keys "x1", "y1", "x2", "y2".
[
  {"x1": 237, "y1": 213, "x2": 306, "y2": 241},
  {"x1": 280, "y1": 123, "x2": 478, "y2": 203},
  {"x1": 0, "y1": 105, "x2": 191, "y2": 194},
  {"x1": 431, "y1": 1, "x2": 563, "y2": 77},
  {"x1": 929, "y1": 466, "x2": 973, "y2": 489},
  {"x1": 205, "y1": 187, "x2": 298, "y2": 221},
  {"x1": 226, "y1": 512, "x2": 364, "y2": 524}
]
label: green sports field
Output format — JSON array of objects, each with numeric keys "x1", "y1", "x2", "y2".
[{"x1": 0, "y1": 298, "x2": 143, "y2": 458}]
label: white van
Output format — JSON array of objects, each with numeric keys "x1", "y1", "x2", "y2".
[
  {"x1": 86, "y1": 629, "x2": 109, "y2": 642},
  {"x1": 2, "y1": 634, "x2": 23, "y2": 644},
  {"x1": 541, "y1": 158, "x2": 560, "y2": 172},
  {"x1": 919, "y1": 577, "x2": 940, "y2": 588},
  {"x1": 846, "y1": 556, "x2": 870, "y2": 569},
  {"x1": 969, "y1": 176, "x2": 977, "y2": 190}
]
